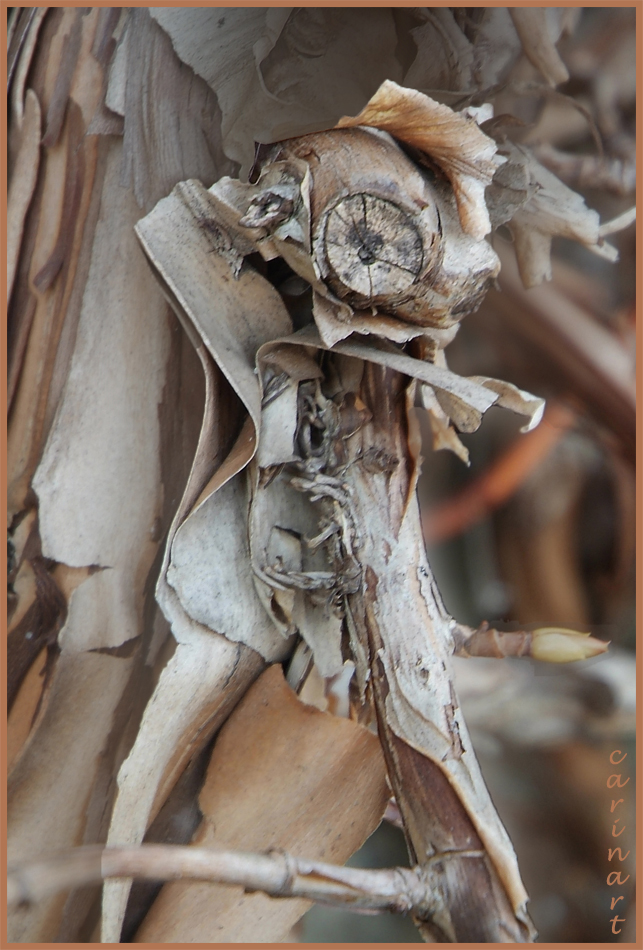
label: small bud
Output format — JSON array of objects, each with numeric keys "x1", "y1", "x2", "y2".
[{"x1": 531, "y1": 627, "x2": 609, "y2": 663}]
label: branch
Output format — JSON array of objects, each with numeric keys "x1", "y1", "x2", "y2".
[
  {"x1": 424, "y1": 402, "x2": 574, "y2": 544},
  {"x1": 8, "y1": 843, "x2": 453, "y2": 919}
]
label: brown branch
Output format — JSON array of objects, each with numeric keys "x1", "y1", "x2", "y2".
[
  {"x1": 424, "y1": 402, "x2": 574, "y2": 545},
  {"x1": 8, "y1": 843, "x2": 438, "y2": 918},
  {"x1": 340, "y1": 363, "x2": 533, "y2": 942}
]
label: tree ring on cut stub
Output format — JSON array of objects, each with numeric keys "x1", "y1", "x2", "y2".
[{"x1": 322, "y1": 193, "x2": 426, "y2": 308}]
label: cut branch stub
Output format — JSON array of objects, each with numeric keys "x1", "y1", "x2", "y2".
[
  {"x1": 277, "y1": 128, "x2": 445, "y2": 318},
  {"x1": 322, "y1": 193, "x2": 425, "y2": 307},
  {"x1": 251, "y1": 126, "x2": 502, "y2": 335}
]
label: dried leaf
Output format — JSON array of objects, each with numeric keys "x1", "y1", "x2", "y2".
[
  {"x1": 506, "y1": 148, "x2": 603, "y2": 287},
  {"x1": 149, "y1": 8, "x2": 402, "y2": 177},
  {"x1": 471, "y1": 376, "x2": 546, "y2": 433},
  {"x1": 336, "y1": 80, "x2": 505, "y2": 239},
  {"x1": 468, "y1": 8, "x2": 525, "y2": 90},
  {"x1": 404, "y1": 9, "x2": 473, "y2": 92},
  {"x1": 485, "y1": 144, "x2": 538, "y2": 230},
  {"x1": 420, "y1": 384, "x2": 470, "y2": 464}
]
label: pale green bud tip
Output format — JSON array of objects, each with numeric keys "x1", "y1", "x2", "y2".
[{"x1": 531, "y1": 627, "x2": 609, "y2": 663}]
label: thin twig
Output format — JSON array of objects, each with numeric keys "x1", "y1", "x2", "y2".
[{"x1": 8, "y1": 843, "x2": 444, "y2": 918}]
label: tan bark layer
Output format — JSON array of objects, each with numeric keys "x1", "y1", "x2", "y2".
[{"x1": 134, "y1": 665, "x2": 390, "y2": 942}]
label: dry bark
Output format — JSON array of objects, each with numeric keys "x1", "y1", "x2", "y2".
[
  {"x1": 7, "y1": 11, "x2": 406, "y2": 943},
  {"x1": 8, "y1": 9, "x2": 621, "y2": 944},
  {"x1": 133, "y1": 665, "x2": 389, "y2": 942},
  {"x1": 336, "y1": 364, "x2": 530, "y2": 942},
  {"x1": 130, "y1": 97, "x2": 545, "y2": 940}
]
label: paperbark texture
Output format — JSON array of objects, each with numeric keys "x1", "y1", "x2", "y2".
[
  {"x1": 7, "y1": 9, "x2": 253, "y2": 942},
  {"x1": 8, "y1": 9, "x2": 404, "y2": 943},
  {"x1": 134, "y1": 665, "x2": 389, "y2": 942},
  {"x1": 130, "y1": 99, "x2": 545, "y2": 938},
  {"x1": 7, "y1": 8, "x2": 633, "y2": 945}
]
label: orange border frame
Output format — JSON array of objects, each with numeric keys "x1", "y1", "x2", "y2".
[{"x1": 2, "y1": 2, "x2": 640, "y2": 949}]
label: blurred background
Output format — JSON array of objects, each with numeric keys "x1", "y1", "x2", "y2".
[{"x1": 300, "y1": 7, "x2": 636, "y2": 944}]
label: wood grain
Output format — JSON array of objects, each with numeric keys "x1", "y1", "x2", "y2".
[{"x1": 134, "y1": 665, "x2": 389, "y2": 943}]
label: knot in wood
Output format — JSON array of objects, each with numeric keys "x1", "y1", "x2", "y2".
[
  {"x1": 322, "y1": 193, "x2": 428, "y2": 308},
  {"x1": 239, "y1": 183, "x2": 298, "y2": 230}
]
